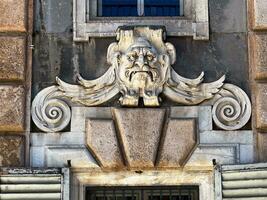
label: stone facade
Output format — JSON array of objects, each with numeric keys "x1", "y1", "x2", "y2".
[
  {"x1": 249, "y1": 0, "x2": 267, "y2": 161},
  {"x1": 0, "y1": 0, "x2": 32, "y2": 166},
  {"x1": 1, "y1": 0, "x2": 267, "y2": 199}
]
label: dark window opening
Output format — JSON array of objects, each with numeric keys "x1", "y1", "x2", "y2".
[
  {"x1": 86, "y1": 186, "x2": 199, "y2": 200},
  {"x1": 97, "y1": 0, "x2": 182, "y2": 17}
]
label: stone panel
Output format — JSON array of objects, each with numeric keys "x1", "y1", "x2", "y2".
[
  {"x1": 0, "y1": 0, "x2": 26, "y2": 32},
  {"x1": 258, "y1": 133, "x2": 267, "y2": 162},
  {"x1": 186, "y1": 145, "x2": 237, "y2": 167},
  {"x1": 45, "y1": 147, "x2": 100, "y2": 168},
  {"x1": 113, "y1": 108, "x2": 166, "y2": 169},
  {"x1": 255, "y1": 84, "x2": 267, "y2": 130},
  {"x1": 34, "y1": 0, "x2": 72, "y2": 33},
  {"x1": 0, "y1": 85, "x2": 25, "y2": 131},
  {"x1": 209, "y1": 0, "x2": 247, "y2": 33},
  {"x1": 157, "y1": 119, "x2": 197, "y2": 168},
  {"x1": 86, "y1": 119, "x2": 124, "y2": 169},
  {"x1": 0, "y1": 136, "x2": 24, "y2": 166},
  {"x1": 252, "y1": 0, "x2": 267, "y2": 29},
  {"x1": 0, "y1": 37, "x2": 26, "y2": 81},
  {"x1": 250, "y1": 34, "x2": 267, "y2": 80}
]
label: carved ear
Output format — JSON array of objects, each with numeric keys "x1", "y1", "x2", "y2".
[
  {"x1": 165, "y1": 43, "x2": 176, "y2": 65},
  {"x1": 107, "y1": 43, "x2": 120, "y2": 64}
]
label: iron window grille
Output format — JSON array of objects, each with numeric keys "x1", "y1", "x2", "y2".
[{"x1": 86, "y1": 186, "x2": 199, "y2": 200}]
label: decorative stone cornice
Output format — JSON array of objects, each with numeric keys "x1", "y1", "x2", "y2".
[{"x1": 31, "y1": 26, "x2": 251, "y2": 132}]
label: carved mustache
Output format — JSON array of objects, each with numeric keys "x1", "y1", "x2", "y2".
[{"x1": 125, "y1": 68, "x2": 158, "y2": 82}]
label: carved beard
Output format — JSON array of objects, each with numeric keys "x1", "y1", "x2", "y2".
[{"x1": 130, "y1": 72, "x2": 152, "y2": 97}]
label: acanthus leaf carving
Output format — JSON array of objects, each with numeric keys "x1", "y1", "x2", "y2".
[{"x1": 31, "y1": 26, "x2": 251, "y2": 132}]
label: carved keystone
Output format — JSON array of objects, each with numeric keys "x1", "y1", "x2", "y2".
[
  {"x1": 84, "y1": 107, "x2": 201, "y2": 169},
  {"x1": 113, "y1": 108, "x2": 166, "y2": 169}
]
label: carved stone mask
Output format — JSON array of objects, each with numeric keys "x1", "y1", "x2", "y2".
[
  {"x1": 115, "y1": 39, "x2": 167, "y2": 105},
  {"x1": 107, "y1": 29, "x2": 176, "y2": 106}
]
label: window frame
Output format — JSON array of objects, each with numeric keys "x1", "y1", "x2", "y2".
[{"x1": 73, "y1": 0, "x2": 209, "y2": 41}]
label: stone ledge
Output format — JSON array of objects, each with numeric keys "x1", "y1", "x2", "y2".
[
  {"x1": 0, "y1": 0, "x2": 26, "y2": 32},
  {"x1": 0, "y1": 36, "x2": 26, "y2": 81},
  {"x1": 0, "y1": 85, "x2": 25, "y2": 132},
  {"x1": 0, "y1": 135, "x2": 24, "y2": 167}
]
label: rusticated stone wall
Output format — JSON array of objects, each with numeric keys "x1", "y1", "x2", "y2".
[
  {"x1": 0, "y1": 0, "x2": 32, "y2": 166},
  {"x1": 248, "y1": 0, "x2": 267, "y2": 161}
]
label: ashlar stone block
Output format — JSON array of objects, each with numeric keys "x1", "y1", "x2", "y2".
[
  {"x1": 0, "y1": 85, "x2": 25, "y2": 131},
  {"x1": 255, "y1": 84, "x2": 267, "y2": 131},
  {"x1": 0, "y1": 135, "x2": 24, "y2": 167},
  {"x1": 0, "y1": 0, "x2": 26, "y2": 32},
  {"x1": 250, "y1": 34, "x2": 267, "y2": 80},
  {"x1": 253, "y1": 0, "x2": 267, "y2": 29},
  {"x1": 0, "y1": 37, "x2": 26, "y2": 81},
  {"x1": 258, "y1": 133, "x2": 267, "y2": 162}
]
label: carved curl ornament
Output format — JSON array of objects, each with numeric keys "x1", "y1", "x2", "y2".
[{"x1": 31, "y1": 26, "x2": 251, "y2": 132}]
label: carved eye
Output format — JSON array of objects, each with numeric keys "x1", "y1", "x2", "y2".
[
  {"x1": 146, "y1": 54, "x2": 154, "y2": 61},
  {"x1": 128, "y1": 54, "x2": 137, "y2": 61}
]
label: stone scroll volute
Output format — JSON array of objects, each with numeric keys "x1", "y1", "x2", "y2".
[{"x1": 31, "y1": 26, "x2": 251, "y2": 132}]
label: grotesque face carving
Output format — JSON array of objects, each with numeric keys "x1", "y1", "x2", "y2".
[{"x1": 112, "y1": 38, "x2": 172, "y2": 106}]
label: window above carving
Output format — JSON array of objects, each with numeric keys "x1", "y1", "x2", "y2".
[
  {"x1": 73, "y1": 0, "x2": 209, "y2": 41},
  {"x1": 98, "y1": 0, "x2": 183, "y2": 17}
]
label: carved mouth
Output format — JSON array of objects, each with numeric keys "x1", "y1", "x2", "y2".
[{"x1": 129, "y1": 71, "x2": 154, "y2": 82}]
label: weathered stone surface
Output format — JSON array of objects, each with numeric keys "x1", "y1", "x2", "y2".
[
  {"x1": 258, "y1": 133, "x2": 267, "y2": 162},
  {"x1": 74, "y1": 171, "x2": 214, "y2": 200},
  {"x1": 0, "y1": 136, "x2": 24, "y2": 166},
  {"x1": 0, "y1": 0, "x2": 26, "y2": 32},
  {"x1": 113, "y1": 108, "x2": 166, "y2": 168},
  {"x1": 0, "y1": 37, "x2": 25, "y2": 81},
  {"x1": 186, "y1": 145, "x2": 236, "y2": 167},
  {"x1": 169, "y1": 33, "x2": 250, "y2": 96},
  {"x1": 34, "y1": 0, "x2": 72, "y2": 33},
  {"x1": 209, "y1": 0, "x2": 247, "y2": 33},
  {"x1": 0, "y1": 85, "x2": 25, "y2": 131},
  {"x1": 250, "y1": 34, "x2": 267, "y2": 80},
  {"x1": 86, "y1": 119, "x2": 124, "y2": 169},
  {"x1": 157, "y1": 119, "x2": 197, "y2": 168},
  {"x1": 252, "y1": 0, "x2": 267, "y2": 29},
  {"x1": 255, "y1": 84, "x2": 267, "y2": 130}
]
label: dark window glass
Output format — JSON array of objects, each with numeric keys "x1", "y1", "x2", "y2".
[
  {"x1": 144, "y1": 0, "x2": 180, "y2": 16},
  {"x1": 100, "y1": 0, "x2": 138, "y2": 17},
  {"x1": 98, "y1": 0, "x2": 181, "y2": 17}
]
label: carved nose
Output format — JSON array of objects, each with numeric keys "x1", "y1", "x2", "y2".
[{"x1": 136, "y1": 55, "x2": 146, "y2": 70}]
